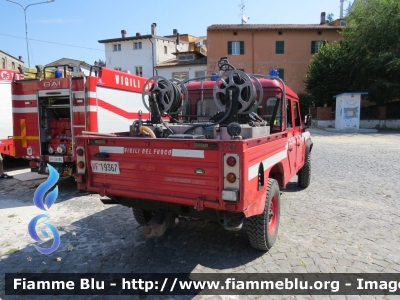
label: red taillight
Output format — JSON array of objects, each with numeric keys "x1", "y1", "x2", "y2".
[
  {"x1": 76, "y1": 148, "x2": 84, "y2": 156},
  {"x1": 226, "y1": 156, "x2": 236, "y2": 167},
  {"x1": 226, "y1": 173, "x2": 236, "y2": 183},
  {"x1": 77, "y1": 161, "x2": 85, "y2": 169}
]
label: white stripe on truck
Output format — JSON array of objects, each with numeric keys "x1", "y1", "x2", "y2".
[{"x1": 172, "y1": 149, "x2": 204, "y2": 158}]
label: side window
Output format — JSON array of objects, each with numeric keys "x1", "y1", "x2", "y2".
[
  {"x1": 293, "y1": 101, "x2": 301, "y2": 127},
  {"x1": 265, "y1": 97, "x2": 282, "y2": 127},
  {"x1": 286, "y1": 100, "x2": 293, "y2": 129}
]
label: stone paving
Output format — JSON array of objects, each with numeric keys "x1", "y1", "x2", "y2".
[{"x1": 0, "y1": 128, "x2": 399, "y2": 300}]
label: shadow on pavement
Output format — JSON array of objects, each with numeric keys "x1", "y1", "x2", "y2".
[{"x1": 0, "y1": 177, "x2": 266, "y2": 300}]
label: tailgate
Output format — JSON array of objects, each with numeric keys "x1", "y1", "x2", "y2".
[{"x1": 85, "y1": 137, "x2": 221, "y2": 203}]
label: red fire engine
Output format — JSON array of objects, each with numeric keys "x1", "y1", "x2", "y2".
[
  {"x1": 0, "y1": 68, "x2": 24, "y2": 156},
  {"x1": 74, "y1": 58, "x2": 313, "y2": 250},
  {"x1": 1, "y1": 64, "x2": 147, "y2": 175}
]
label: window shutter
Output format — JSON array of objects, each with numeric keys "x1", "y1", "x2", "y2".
[
  {"x1": 311, "y1": 41, "x2": 316, "y2": 54},
  {"x1": 240, "y1": 41, "x2": 244, "y2": 54},
  {"x1": 276, "y1": 41, "x2": 284, "y2": 54},
  {"x1": 228, "y1": 41, "x2": 232, "y2": 55}
]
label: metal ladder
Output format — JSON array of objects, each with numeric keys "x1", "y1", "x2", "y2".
[{"x1": 69, "y1": 71, "x2": 87, "y2": 155}]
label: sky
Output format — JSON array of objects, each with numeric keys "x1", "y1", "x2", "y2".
[{"x1": 0, "y1": 0, "x2": 350, "y2": 68}]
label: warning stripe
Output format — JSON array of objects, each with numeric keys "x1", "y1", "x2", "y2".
[
  {"x1": 13, "y1": 136, "x2": 39, "y2": 140},
  {"x1": 20, "y1": 119, "x2": 27, "y2": 148}
]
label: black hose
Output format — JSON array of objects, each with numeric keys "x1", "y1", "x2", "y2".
[{"x1": 154, "y1": 98, "x2": 174, "y2": 134}]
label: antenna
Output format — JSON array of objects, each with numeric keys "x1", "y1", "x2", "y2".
[
  {"x1": 238, "y1": 0, "x2": 249, "y2": 24},
  {"x1": 340, "y1": 0, "x2": 344, "y2": 19}
]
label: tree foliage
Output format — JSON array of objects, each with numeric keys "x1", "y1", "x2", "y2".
[
  {"x1": 298, "y1": 93, "x2": 314, "y2": 117},
  {"x1": 305, "y1": 42, "x2": 355, "y2": 107},
  {"x1": 98, "y1": 59, "x2": 106, "y2": 67},
  {"x1": 305, "y1": 0, "x2": 400, "y2": 106},
  {"x1": 326, "y1": 13, "x2": 334, "y2": 23},
  {"x1": 341, "y1": 0, "x2": 400, "y2": 105}
]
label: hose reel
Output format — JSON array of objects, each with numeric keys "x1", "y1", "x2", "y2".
[
  {"x1": 212, "y1": 70, "x2": 256, "y2": 113},
  {"x1": 142, "y1": 76, "x2": 187, "y2": 116}
]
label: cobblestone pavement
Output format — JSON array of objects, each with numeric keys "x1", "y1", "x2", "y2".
[{"x1": 0, "y1": 128, "x2": 399, "y2": 300}]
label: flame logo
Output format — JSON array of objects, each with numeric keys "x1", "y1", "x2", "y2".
[
  {"x1": 33, "y1": 165, "x2": 59, "y2": 211},
  {"x1": 28, "y1": 165, "x2": 60, "y2": 254}
]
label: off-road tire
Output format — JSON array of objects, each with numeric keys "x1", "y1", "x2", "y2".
[
  {"x1": 132, "y1": 208, "x2": 153, "y2": 225},
  {"x1": 247, "y1": 178, "x2": 280, "y2": 251},
  {"x1": 298, "y1": 154, "x2": 311, "y2": 188}
]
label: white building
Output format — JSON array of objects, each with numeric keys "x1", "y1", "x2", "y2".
[
  {"x1": 46, "y1": 58, "x2": 92, "y2": 76},
  {"x1": 98, "y1": 23, "x2": 189, "y2": 78},
  {"x1": 156, "y1": 52, "x2": 207, "y2": 81}
]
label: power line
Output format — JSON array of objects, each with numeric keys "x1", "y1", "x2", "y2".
[{"x1": 0, "y1": 33, "x2": 104, "y2": 51}]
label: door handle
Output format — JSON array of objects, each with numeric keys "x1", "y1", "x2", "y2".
[
  {"x1": 289, "y1": 148, "x2": 293, "y2": 152},
  {"x1": 297, "y1": 143, "x2": 301, "y2": 147}
]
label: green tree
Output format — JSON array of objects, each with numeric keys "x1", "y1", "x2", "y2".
[
  {"x1": 326, "y1": 13, "x2": 334, "y2": 23},
  {"x1": 305, "y1": 42, "x2": 355, "y2": 107},
  {"x1": 342, "y1": 0, "x2": 400, "y2": 105},
  {"x1": 98, "y1": 59, "x2": 106, "y2": 67},
  {"x1": 298, "y1": 93, "x2": 314, "y2": 117}
]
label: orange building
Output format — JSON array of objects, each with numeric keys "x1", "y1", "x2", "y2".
[{"x1": 207, "y1": 19, "x2": 342, "y2": 93}]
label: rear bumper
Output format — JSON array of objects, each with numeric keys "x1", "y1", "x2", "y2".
[{"x1": 77, "y1": 183, "x2": 225, "y2": 211}]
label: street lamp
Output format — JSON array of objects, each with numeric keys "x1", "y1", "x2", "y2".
[{"x1": 6, "y1": 0, "x2": 55, "y2": 68}]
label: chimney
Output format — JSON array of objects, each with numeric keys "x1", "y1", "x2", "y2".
[
  {"x1": 320, "y1": 12, "x2": 326, "y2": 24},
  {"x1": 173, "y1": 29, "x2": 178, "y2": 35},
  {"x1": 136, "y1": 32, "x2": 141, "y2": 36},
  {"x1": 18, "y1": 56, "x2": 23, "y2": 61},
  {"x1": 151, "y1": 23, "x2": 157, "y2": 35},
  {"x1": 121, "y1": 30, "x2": 126, "y2": 38}
]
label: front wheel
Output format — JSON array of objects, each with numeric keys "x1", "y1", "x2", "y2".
[{"x1": 247, "y1": 178, "x2": 280, "y2": 251}]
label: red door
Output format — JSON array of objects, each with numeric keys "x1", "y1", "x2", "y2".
[
  {"x1": 286, "y1": 99, "x2": 297, "y2": 176},
  {"x1": 293, "y1": 101, "x2": 305, "y2": 170}
]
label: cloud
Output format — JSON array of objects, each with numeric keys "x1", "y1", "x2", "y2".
[{"x1": 31, "y1": 19, "x2": 81, "y2": 23}]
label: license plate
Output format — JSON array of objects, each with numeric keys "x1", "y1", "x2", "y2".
[
  {"x1": 49, "y1": 156, "x2": 63, "y2": 163},
  {"x1": 90, "y1": 160, "x2": 120, "y2": 174}
]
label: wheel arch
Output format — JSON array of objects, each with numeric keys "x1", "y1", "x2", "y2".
[
  {"x1": 305, "y1": 139, "x2": 313, "y2": 162},
  {"x1": 267, "y1": 162, "x2": 285, "y2": 189}
]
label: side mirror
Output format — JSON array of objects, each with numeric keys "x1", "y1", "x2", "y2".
[{"x1": 303, "y1": 114, "x2": 312, "y2": 128}]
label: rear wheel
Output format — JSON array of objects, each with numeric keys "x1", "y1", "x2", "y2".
[
  {"x1": 132, "y1": 208, "x2": 153, "y2": 225},
  {"x1": 247, "y1": 178, "x2": 280, "y2": 251},
  {"x1": 298, "y1": 154, "x2": 311, "y2": 188}
]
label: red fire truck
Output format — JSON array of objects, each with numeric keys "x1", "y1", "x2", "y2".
[
  {"x1": 0, "y1": 68, "x2": 24, "y2": 156},
  {"x1": 1, "y1": 65, "x2": 147, "y2": 175},
  {"x1": 73, "y1": 58, "x2": 313, "y2": 250}
]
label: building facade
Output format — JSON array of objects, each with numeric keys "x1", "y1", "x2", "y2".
[
  {"x1": 0, "y1": 50, "x2": 24, "y2": 70},
  {"x1": 207, "y1": 20, "x2": 342, "y2": 93},
  {"x1": 156, "y1": 54, "x2": 207, "y2": 81},
  {"x1": 156, "y1": 36, "x2": 208, "y2": 81},
  {"x1": 46, "y1": 58, "x2": 92, "y2": 76},
  {"x1": 98, "y1": 24, "x2": 189, "y2": 78}
]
